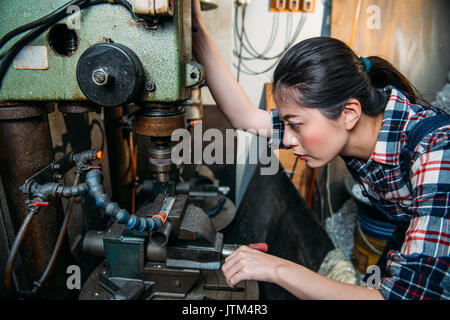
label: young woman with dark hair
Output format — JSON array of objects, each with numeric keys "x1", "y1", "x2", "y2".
[{"x1": 191, "y1": 1, "x2": 449, "y2": 300}]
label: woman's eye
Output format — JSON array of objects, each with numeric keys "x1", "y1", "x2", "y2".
[{"x1": 288, "y1": 123, "x2": 302, "y2": 129}]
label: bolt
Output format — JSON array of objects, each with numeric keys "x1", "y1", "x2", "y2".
[
  {"x1": 92, "y1": 69, "x2": 109, "y2": 86},
  {"x1": 145, "y1": 80, "x2": 156, "y2": 92}
]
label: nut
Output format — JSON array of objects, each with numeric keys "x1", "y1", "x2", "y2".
[{"x1": 92, "y1": 69, "x2": 110, "y2": 86}]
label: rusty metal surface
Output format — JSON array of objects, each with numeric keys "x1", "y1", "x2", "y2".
[
  {"x1": 0, "y1": 104, "x2": 75, "y2": 298},
  {"x1": 135, "y1": 110, "x2": 186, "y2": 137},
  {"x1": 58, "y1": 104, "x2": 100, "y2": 114},
  {"x1": 0, "y1": 174, "x2": 16, "y2": 298},
  {"x1": 0, "y1": 104, "x2": 54, "y2": 120},
  {"x1": 179, "y1": 204, "x2": 217, "y2": 244},
  {"x1": 203, "y1": 196, "x2": 235, "y2": 231},
  {"x1": 103, "y1": 107, "x2": 133, "y2": 212}
]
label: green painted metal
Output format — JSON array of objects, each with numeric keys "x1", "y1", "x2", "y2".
[
  {"x1": 103, "y1": 230, "x2": 147, "y2": 279},
  {"x1": 0, "y1": 0, "x2": 199, "y2": 104}
]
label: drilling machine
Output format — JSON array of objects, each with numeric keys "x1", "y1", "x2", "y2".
[{"x1": 0, "y1": 0, "x2": 260, "y2": 300}]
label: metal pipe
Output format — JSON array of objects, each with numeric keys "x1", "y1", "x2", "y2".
[
  {"x1": 146, "y1": 220, "x2": 172, "y2": 262},
  {"x1": 82, "y1": 230, "x2": 107, "y2": 257},
  {"x1": 149, "y1": 220, "x2": 172, "y2": 246},
  {"x1": 103, "y1": 107, "x2": 133, "y2": 212},
  {"x1": 0, "y1": 104, "x2": 73, "y2": 298}
]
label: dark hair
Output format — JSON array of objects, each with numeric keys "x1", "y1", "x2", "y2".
[{"x1": 273, "y1": 37, "x2": 429, "y2": 119}]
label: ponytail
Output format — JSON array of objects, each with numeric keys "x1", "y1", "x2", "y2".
[{"x1": 366, "y1": 56, "x2": 430, "y2": 106}]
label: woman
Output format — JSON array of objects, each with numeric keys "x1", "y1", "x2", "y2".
[{"x1": 191, "y1": 1, "x2": 450, "y2": 299}]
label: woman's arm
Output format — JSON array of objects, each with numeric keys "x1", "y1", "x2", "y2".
[
  {"x1": 191, "y1": 0, "x2": 272, "y2": 136},
  {"x1": 222, "y1": 245, "x2": 385, "y2": 300}
]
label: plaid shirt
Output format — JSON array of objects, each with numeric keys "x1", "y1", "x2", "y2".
[{"x1": 269, "y1": 86, "x2": 450, "y2": 300}]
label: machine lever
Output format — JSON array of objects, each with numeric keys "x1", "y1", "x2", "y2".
[
  {"x1": 221, "y1": 243, "x2": 269, "y2": 259},
  {"x1": 248, "y1": 243, "x2": 268, "y2": 253}
]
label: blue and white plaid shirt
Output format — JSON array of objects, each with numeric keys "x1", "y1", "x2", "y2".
[{"x1": 269, "y1": 86, "x2": 450, "y2": 300}]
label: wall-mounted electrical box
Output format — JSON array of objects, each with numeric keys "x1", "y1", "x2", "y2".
[
  {"x1": 275, "y1": 0, "x2": 286, "y2": 10},
  {"x1": 270, "y1": 0, "x2": 315, "y2": 12},
  {"x1": 288, "y1": 0, "x2": 300, "y2": 11},
  {"x1": 302, "y1": 0, "x2": 315, "y2": 12}
]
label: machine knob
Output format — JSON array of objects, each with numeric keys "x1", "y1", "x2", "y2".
[{"x1": 76, "y1": 43, "x2": 144, "y2": 107}]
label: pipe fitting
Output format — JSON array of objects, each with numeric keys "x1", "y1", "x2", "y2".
[{"x1": 71, "y1": 150, "x2": 100, "y2": 164}]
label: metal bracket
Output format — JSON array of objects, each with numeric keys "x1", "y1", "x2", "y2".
[{"x1": 184, "y1": 61, "x2": 205, "y2": 88}]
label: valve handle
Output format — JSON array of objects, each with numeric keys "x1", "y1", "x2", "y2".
[
  {"x1": 32, "y1": 202, "x2": 49, "y2": 207},
  {"x1": 248, "y1": 243, "x2": 268, "y2": 253}
]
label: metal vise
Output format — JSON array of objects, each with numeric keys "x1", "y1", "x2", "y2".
[{"x1": 82, "y1": 193, "x2": 228, "y2": 299}]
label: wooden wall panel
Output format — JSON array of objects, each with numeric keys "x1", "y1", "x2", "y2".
[{"x1": 331, "y1": 0, "x2": 450, "y2": 101}]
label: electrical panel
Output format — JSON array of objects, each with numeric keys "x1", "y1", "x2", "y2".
[
  {"x1": 302, "y1": 0, "x2": 315, "y2": 12},
  {"x1": 288, "y1": 0, "x2": 300, "y2": 11},
  {"x1": 270, "y1": 0, "x2": 315, "y2": 12},
  {"x1": 275, "y1": 0, "x2": 286, "y2": 10}
]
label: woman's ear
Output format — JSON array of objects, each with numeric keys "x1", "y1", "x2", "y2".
[{"x1": 341, "y1": 98, "x2": 362, "y2": 130}]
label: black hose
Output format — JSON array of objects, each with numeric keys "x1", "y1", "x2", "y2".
[
  {"x1": 4, "y1": 209, "x2": 37, "y2": 296},
  {"x1": 0, "y1": 0, "x2": 85, "y2": 51},
  {"x1": 31, "y1": 170, "x2": 81, "y2": 293},
  {"x1": 4, "y1": 173, "x2": 84, "y2": 297},
  {"x1": 4, "y1": 149, "x2": 102, "y2": 296},
  {"x1": 206, "y1": 197, "x2": 226, "y2": 217},
  {"x1": 115, "y1": 0, "x2": 145, "y2": 22},
  {"x1": 0, "y1": 0, "x2": 109, "y2": 90}
]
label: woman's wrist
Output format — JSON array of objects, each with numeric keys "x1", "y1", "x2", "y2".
[{"x1": 270, "y1": 258, "x2": 296, "y2": 284}]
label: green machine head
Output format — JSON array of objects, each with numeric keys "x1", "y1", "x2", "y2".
[{"x1": 0, "y1": 0, "x2": 204, "y2": 107}]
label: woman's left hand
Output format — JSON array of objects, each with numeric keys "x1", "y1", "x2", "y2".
[{"x1": 221, "y1": 245, "x2": 287, "y2": 288}]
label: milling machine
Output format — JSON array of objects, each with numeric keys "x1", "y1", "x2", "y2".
[{"x1": 0, "y1": 0, "x2": 259, "y2": 300}]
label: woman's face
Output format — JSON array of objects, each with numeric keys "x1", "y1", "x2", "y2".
[{"x1": 274, "y1": 91, "x2": 349, "y2": 168}]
